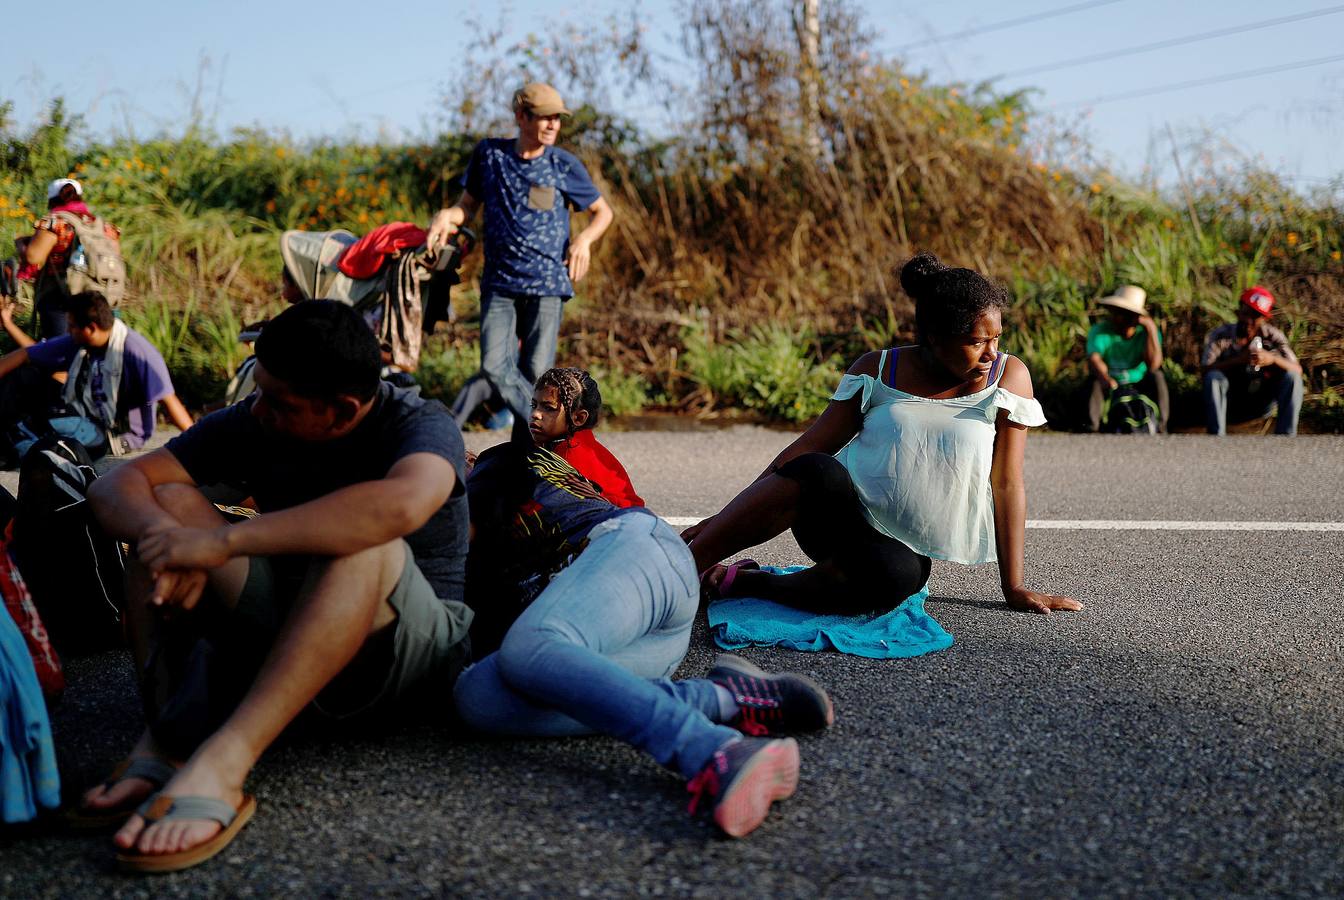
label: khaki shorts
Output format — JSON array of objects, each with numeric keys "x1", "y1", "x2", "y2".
[{"x1": 234, "y1": 541, "x2": 473, "y2": 719}]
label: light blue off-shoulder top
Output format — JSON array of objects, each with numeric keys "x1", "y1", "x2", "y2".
[{"x1": 832, "y1": 348, "x2": 1046, "y2": 565}]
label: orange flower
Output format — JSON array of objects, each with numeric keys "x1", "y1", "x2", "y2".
[
  {"x1": 1332, "y1": 250, "x2": 1342, "y2": 261},
  {"x1": 1286, "y1": 232, "x2": 1299, "y2": 246}
]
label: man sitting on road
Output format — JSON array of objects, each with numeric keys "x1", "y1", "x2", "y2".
[
  {"x1": 1084, "y1": 285, "x2": 1168, "y2": 433},
  {"x1": 0, "y1": 291, "x2": 193, "y2": 459},
  {"x1": 1202, "y1": 286, "x2": 1303, "y2": 435},
  {"x1": 81, "y1": 301, "x2": 474, "y2": 873}
]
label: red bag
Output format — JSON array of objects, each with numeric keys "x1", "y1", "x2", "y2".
[{"x1": 0, "y1": 527, "x2": 65, "y2": 702}]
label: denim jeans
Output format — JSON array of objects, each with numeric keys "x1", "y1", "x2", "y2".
[
  {"x1": 479, "y1": 292, "x2": 563, "y2": 433},
  {"x1": 453, "y1": 512, "x2": 739, "y2": 779},
  {"x1": 1204, "y1": 368, "x2": 1303, "y2": 435}
]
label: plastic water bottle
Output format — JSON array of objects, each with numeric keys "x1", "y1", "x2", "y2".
[
  {"x1": 69, "y1": 243, "x2": 87, "y2": 272},
  {"x1": 1248, "y1": 336, "x2": 1263, "y2": 373}
]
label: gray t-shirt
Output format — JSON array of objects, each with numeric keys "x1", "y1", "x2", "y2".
[{"x1": 166, "y1": 382, "x2": 470, "y2": 607}]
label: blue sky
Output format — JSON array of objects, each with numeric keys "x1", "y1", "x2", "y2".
[{"x1": 4, "y1": 1, "x2": 1342, "y2": 189}]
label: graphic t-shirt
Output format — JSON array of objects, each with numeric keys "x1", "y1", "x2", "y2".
[
  {"x1": 25, "y1": 329, "x2": 175, "y2": 449},
  {"x1": 465, "y1": 442, "x2": 650, "y2": 654},
  {"x1": 1085, "y1": 320, "x2": 1159, "y2": 385},
  {"x1": 165, "y1": 383, "x2": 472, "y2": 620},
  {"x1": 464, "y1": 138, "x2": 602, "y2": 299}
]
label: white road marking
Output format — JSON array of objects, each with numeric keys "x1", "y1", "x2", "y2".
[{"x1": 662, "y1": 516, "x2": 1344, "y2": 532}]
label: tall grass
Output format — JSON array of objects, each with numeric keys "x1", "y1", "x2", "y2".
[{"x1": 1, "y1": 0, "x2": 1340, "y2": 427}]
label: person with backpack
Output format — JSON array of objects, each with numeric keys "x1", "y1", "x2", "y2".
[
  {"x1": 14, "y1": 179, "x2": 125, "y2": 339},
  {"x1": 0, "y1": 291, "x2": 193, "y2": 460},
  {"x1": 425, "y1": 83, "x2": 614, "y2": 443},
  {"x1": 1084, "y1": 286, "x2": 1168, "y2": 434},
  {"x1": 79, "y1": 301, "x2": 475, "y2": 873}
]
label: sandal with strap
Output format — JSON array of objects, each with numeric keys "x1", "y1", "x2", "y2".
[
  {"x1": 116, "y1": 793, "x2": 258, "y2": 874},
  {"x1": 700, "y1": 559, "x2": 760, "y2": 601},
  {"x1": 65, "y1": 757, "x2": 179, "y2": 831}
]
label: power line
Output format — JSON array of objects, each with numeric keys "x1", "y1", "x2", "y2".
[
  {"x1": 995, "y1": 5, "x2": 1344, "y2": 80},
  {"x1": 896, "y1": 0, "x2": 1126, "y2": 52},
  {"x1": 1059, "y1": 52, "x2": 1344, "y2": 108}
]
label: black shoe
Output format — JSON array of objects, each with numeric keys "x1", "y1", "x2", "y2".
[
  {"x1": 707, "y1": 654, "x2": 834, "y2": 735},
  {"x1": 686, "y1": 736, "x2": 799, "y2": 838}
]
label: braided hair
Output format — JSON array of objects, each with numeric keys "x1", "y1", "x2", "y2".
[
  {"x1": 535, "y1": 367, "x2": 602, "y2": 441},
  {"x1": 900, "y1": 251, "x2": 1009, "y2": 345}
]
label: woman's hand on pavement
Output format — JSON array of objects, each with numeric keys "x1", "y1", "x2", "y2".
[{"x1": 1004, "y1": 586, "x2": 1082, "y2": 615}]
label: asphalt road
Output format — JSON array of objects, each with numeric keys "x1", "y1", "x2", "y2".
[{"x1": 2, "y1": 430, "x2": 1342, "y2": 897}]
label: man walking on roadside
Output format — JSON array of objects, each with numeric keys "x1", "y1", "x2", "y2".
[
  {"x1": 79, "y1": 301, "x2": 473, "y2": 872},
  {"x1": 426, "y1": 82, "x2": 613, "y2": 440}
]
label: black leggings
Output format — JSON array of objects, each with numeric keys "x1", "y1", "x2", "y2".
[{"x1": 737, "y1": 452, "x2": 930, "y2": 615}]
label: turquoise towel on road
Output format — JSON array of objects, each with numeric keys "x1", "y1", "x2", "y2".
[
  {"x1": 0, "y1": 602, "x2": 61, "y2": 823},
  {"x1": 707, "y1": 566, "x2": 953, "y2": 659}
]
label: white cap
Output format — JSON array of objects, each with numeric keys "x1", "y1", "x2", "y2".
[{"x1": 47, "y1": 178, "x2": 82, "y2": 201}]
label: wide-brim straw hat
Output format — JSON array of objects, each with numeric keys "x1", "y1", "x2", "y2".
[{"x1": 1098, "y1": 285, "x2": 1147, "y2": 316}]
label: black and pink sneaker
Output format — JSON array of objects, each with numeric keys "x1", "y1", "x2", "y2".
[
  {"x1": 707, "y1": 654, "x2": 835, "y2": 736},
  {"x1": 686, "y1": 737, "x2": 800, "y2": 837}
]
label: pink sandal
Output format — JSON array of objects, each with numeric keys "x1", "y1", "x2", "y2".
[{"x1": 701, "y1": 559, "x2": 760, "y2": 600}]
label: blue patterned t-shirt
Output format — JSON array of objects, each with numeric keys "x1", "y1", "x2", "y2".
[{"x1": 465, "y1": 138, "x2": 602, "y2": 299}]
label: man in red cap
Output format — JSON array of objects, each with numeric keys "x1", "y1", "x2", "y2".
[
  {"x1": 425, "y1": 83, "x2": 614, "y2": 443},
  {"x1": 1201, "y1": 286, "x2": 1303, "y2": 434}
]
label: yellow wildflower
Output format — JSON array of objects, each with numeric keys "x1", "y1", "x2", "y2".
[
  {"x1": 1090, "y1": 183, "x2": 1102, "y2": 194},
  {"x1": 1332, "y1": 250, "x2": 1341, "y2": 261},
  {"x1": 1286, "y1": 232, "x2": 1298, "y2": 246}
]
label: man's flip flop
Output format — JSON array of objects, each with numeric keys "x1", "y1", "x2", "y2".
[
  {"x1": 115, "y1": 794, "x2": 257, "y2": 874},
  {"x1": 64, "y1": 757, "x2": 178, "y2": 830}
]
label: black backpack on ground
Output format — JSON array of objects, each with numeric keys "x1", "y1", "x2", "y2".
[
  {"x1": 9, "y1": 433, "x2": 124, "y2": 654},
  {"x1": 1104, "y1": 384, "x2": 1159, "y2": 435}
]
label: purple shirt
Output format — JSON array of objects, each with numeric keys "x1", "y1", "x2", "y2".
[{"x1": 25, "y1": 329, "x2": 175, "y2": 449}]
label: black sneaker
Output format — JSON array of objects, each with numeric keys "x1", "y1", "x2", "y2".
[
  {"x1": 707, "y1": 654, "x2": 835, "y2": 735},
  {"x1": 686, "y1": 736, "x2": 800, "y2": 838}
]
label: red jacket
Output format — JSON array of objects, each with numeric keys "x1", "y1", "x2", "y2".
[
  {"x1": 551, "y1": 429, "x2": 645, "y2": 509},
  {"x1": 338, "y1": 222, "x2": 428, "y2": 279}
]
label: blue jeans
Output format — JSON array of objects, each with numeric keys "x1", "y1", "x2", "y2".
[
  {"x1": 1204, "y1": 368, "x2": 1303, "y2": 435},
  {"x1": 453, "y1": 512, "x2": 739, "y2": 779},
  {"x1": 479, "y1": 292, "x2": 563, "y2": 431}
]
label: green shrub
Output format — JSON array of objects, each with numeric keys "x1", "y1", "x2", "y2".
[{"x1": 589, "y1": 364, "x2": 649, "y2": 418}]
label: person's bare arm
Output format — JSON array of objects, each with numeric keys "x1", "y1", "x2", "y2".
[
  {"x1": 1138, "y1": 316, "x2": 1163, "y2": 370},
  {"x1": 681, "y1": 351, "x2": 867, "y2": 544},
  {"x1": 1087, "y1": 351, "x2": 1115, "y2": 388},
  {"x1": 426, "y1": 192, "x2": 482, "y2": 251},
  {"x1": 23, "y1": 228, "x2": 57, "y2": 269},
  {"x1": 0, "y1": 300, "x2": 36, "y2": 349},
  {"x1": 135, "y1": 453, "x2": 457, "y2": 574},
  {"x1": 991, "y1": 356, "x2": 1081, "y2": 615},
  {"x1": 566, "y1": 196, "x2": 614, "y2": 283},
  {"x1": 160, "y1": 393, "x2": 195, "y2": 432},
  {"x1": 88, "y1": 448, "x2": 198, "y2": 542},
  {"x1": 0, "y1": 346, "x2": 29, "y2": 380}
]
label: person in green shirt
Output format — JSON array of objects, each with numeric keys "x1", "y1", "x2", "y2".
[{"x1": 1085, "y1": 285, "x2": 1168, "y2": 432}]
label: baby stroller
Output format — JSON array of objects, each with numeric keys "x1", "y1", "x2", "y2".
[
  {"x1": 279, "y1": 225, "x2": 474, "y2": 369},
  {"x1": 224, "y1": 226, "x2": 474, "y2": 405}
]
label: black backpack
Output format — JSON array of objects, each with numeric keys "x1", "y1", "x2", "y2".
[
  {"x1": 1105, "y1": 384, "x2": 1159, "y2": 435},
  {"x1": 9, "y1": 433, "x2": 124, "y2": 654}
]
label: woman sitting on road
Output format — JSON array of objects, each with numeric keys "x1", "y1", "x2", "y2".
[{"x1": 683, "y1": 251, "x2": 1080, "y2": 616}]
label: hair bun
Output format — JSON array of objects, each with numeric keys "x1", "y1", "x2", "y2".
[{"x1": 900, "y1": 251, "x2": 945, "y2": 298}]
